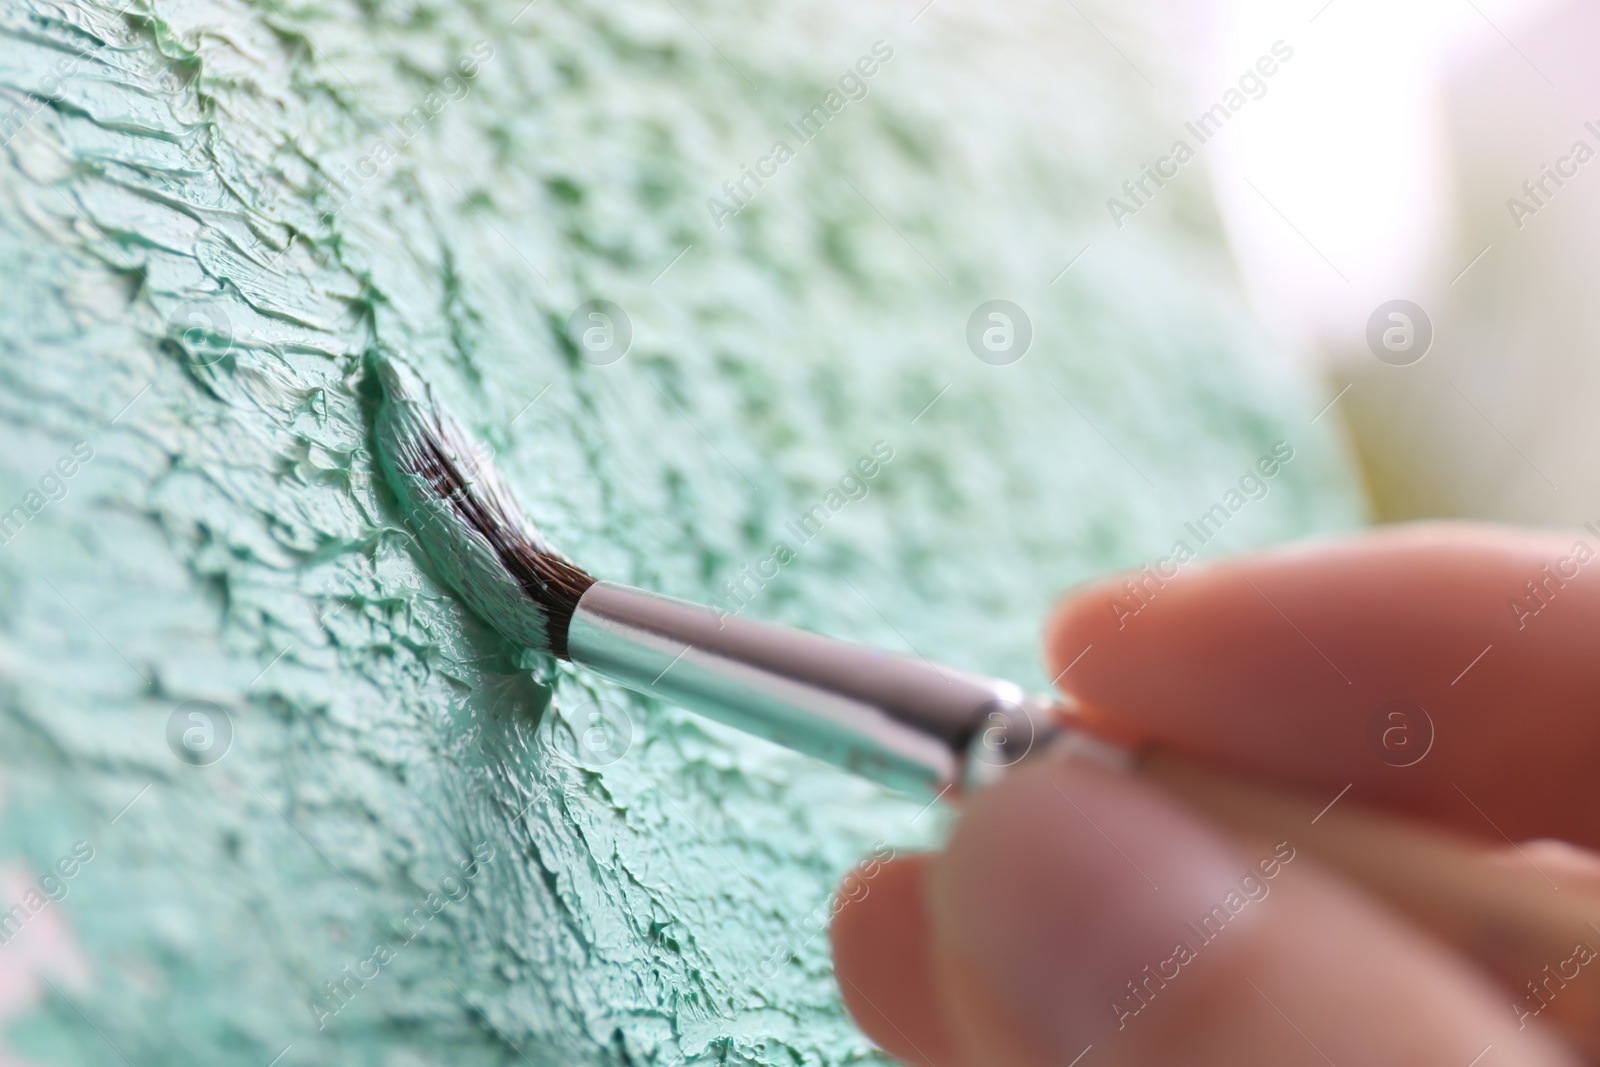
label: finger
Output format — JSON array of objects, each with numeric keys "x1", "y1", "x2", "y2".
[
  {"x1": 921, "y1": 753, "x2": 1581, "y2": 1067},
  {"x1": 1044, "y1": 521, "x2": 1600, "y2": 847},
  {"x1": 831, "y1": 855, "x2": 964, "y2": 1067}
]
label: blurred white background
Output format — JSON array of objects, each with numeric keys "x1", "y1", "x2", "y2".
[{"x1": 1202, "y1": 0, "x2": 1599, "y2": 526}]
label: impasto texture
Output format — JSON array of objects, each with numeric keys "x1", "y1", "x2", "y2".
[{"x1": 0, "y1": 0, "x2": 1364, "y2": 1063}]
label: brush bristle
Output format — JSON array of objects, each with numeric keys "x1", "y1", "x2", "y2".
[{"x1": 369, "y1": 352, "x2": 595, "y2": 659}]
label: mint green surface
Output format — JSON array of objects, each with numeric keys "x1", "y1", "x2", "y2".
[{"x1": 0, "y1": 0, "x2": 1364, "y2": 1064}]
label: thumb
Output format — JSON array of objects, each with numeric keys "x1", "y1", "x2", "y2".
[{"x1": 917, "y1": 752, "x2": 1579, "y2": 1067}]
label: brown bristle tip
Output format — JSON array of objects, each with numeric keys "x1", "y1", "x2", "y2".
[{"x1": 406, "y1": 428, "x2": 594, "y2": 659}]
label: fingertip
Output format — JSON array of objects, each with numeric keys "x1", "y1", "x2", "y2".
[
  {"x1": 1041, "y1": 580, "x2": 1103, "y2": 686},
  {"x1": 1041, "y1": 522, "x2": 1600, "y2": 844},
  {"x1": 921, "y1": 754, "x2": 1251, "y2": 1063},
  {"x1": 831, "y1": 855, "x2": 963, "y2": 1067}
]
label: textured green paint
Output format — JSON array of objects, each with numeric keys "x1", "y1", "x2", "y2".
[{"x1": 0, "y1": 0, "x2": 1365, "y2": 1064}]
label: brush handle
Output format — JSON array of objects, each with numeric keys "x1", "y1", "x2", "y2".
[
  {"x1": 1143, "y1": 750, "x2": 1600, "y2": 1051},
  {"x1": 566, "y1": 581, "x2": 1050, "y2": 795}
]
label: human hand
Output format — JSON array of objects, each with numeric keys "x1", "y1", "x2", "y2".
[{"x1": 832, "y1": 522, "x2": 1600, "y2": 1066}]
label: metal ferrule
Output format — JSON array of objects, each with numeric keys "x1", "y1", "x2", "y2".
[{"x1": 565, "y1": 581, "x2": 1123, "y2": 796}]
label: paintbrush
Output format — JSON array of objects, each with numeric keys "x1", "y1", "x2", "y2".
[
  {"x1": 369, "y1": 350, "x2": 1600, "y2": 1048},
  {"x1": 369, "y1": 350, "x2": 1086, "y2": 796}
]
